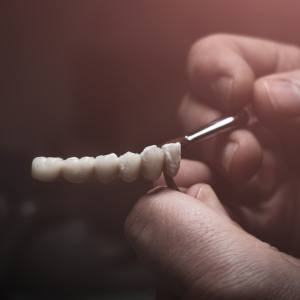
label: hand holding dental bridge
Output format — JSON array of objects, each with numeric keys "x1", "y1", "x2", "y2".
[
  {"x1": 31, "y1": 34, "x2": 300, "y2": 298},
  {"x1": 125, "y1": 34, "x2": 300, "y2": 299}
]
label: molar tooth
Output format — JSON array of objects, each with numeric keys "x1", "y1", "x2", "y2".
[
  {"x1": 62, "y1": 157, "x2": 94, "y2": 183},
  {"x1": 95, "y1": 153, "x2": 119, "y2": 184},
  {"x1": 32, "y1": 157, "x2": 63, "y2": 182},
  {"x1": 162, "y1": 142, "x2": 181, "y2": 177},
  {"x1": 119, "y1": 152, "x2": 141, "y2": 183},
  {"x1": 141, "y1": 145, "x2": 165, "y2": 181}
]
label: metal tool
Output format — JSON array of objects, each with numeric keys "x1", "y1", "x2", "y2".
[{"x1": 163, "y1": 110, "x2": 249, "y2": 191}]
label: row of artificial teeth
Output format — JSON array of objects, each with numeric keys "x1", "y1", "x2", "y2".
[{"x1": 31, "y1": 143, "x2": 181, "y2": 184}]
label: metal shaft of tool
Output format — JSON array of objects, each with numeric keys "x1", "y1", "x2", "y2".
[
  {"x1": 164, "y1": 110, "x2": 249, "y2": 190},
  {"x1": 181, "y1": 110, "x2": 249, "y2": 147}
]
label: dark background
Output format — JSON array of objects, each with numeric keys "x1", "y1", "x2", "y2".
[{"x1": 0, "y1": 0, "x2": 299, "y2": 297}]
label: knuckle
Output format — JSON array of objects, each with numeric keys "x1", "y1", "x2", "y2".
[{"x1": 188, "y1": 33, "x2": 234, "y2": 81}]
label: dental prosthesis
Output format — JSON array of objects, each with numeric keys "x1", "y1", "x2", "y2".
[{"x1": 31, "y1": 143, "x2": 181, "y2": 184}]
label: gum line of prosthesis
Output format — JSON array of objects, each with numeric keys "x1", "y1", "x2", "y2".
[{"x1": 31, "y1": 143, "x2": 181, "y2": 184}]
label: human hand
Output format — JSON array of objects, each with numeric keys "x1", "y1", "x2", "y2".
[
  {"x1": 125, "y1": 184, "x2": 300, "y2": 299},
  {"x1": 177, "y1": 34, "x2": 300, "y2": 257},
  {"x1": 125, "y1": 34, "x2": 300, "y2": 298}
]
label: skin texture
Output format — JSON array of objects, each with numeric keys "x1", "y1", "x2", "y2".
[{"x1": 125, "y1": 34, "x2": 300, "y2": 299}]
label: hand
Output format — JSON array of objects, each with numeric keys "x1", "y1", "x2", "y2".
[
  {"x1": 125, "y1": 185, "x2": 300, "y2": 299},
  {"x1": 125, "y1": 34, "x2": 300, "y2": 298},
  {"x1": 177, "y1": 34, "x2": 300, "y2": 256}
]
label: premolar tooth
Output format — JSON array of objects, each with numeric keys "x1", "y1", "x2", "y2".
[
  {"x1": 62, "y1": 157, "x2": 94, "y2": 183},
  {"x1": 119, "y1": 152, "x2": 141, "y2": 183},
  {"x1": 32, "y1": 157, "x2": 63, "y2": 182},
  {"x1": 162, "y1": 142, "x2": 181, "y2": 177},
  {"x1": 141, "y1": 145, "x2": 164, "y2": 181},
  {"x1": 79, "y1": 156, "x2": 95, "y2": 180},
  {"x1": 95, "y1": 153, "x2": 119, "y2": 184}
]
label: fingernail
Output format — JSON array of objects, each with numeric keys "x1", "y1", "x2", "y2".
[
  {"x1": 188, "y1": 184, "x2": 203, "y2": 199},
  {"x1": 264, "y1": 79, "x2": 300, "y2": 117},
  {"x1": 210, "y1": 77, "x2": 234, "y2": 111},
  {"x1": 221, "y1": 141, "x2": 238, "y2": 174}
]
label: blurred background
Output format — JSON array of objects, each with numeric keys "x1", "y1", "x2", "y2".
[{"x1": 1, "y1": 0, "x2": 300, "y2": 298}]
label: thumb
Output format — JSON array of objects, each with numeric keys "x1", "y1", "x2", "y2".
[{"x1": 125, "y1": 184, "x2": 300, "y2": 299}]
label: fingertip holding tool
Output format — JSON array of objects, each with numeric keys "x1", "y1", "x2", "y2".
[{"x1": 163, "y1": 110, "x2": 249, "y2": 191}]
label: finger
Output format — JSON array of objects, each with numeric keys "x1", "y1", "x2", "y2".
[
  {"x1": 229, "y1": 178, "x2": 300, "y2": 256},
  {"x1": 186, "y1": 183, "x2": 229, "y2": 216},
  {"x1": 125, "y1": 186, "x2": 300, "y2": 298},
  {"x1": 230, "y1": 122, "x2": 288, "y2": 198},
  {"x1": 179, "y1": 95, "x2": 263, "y2": 183},
  {"x1": 254, "y1": 70, "x2": 300, "y2": 128},
  {"x1": 188, "y1": 34, "x2": 300, "y2": 112},
  {"x1": 231, "y1": 149, "x2": 287, "y2": 200},
  {"x1": 155, "y1": 159, "x2": 212, "y2": 188},
  {"x1": 254, "y1": 70, "x2": 300, "y2": 161},
  {"x1": 219, "y1": 129, "x2": 262, "y2": 182}
]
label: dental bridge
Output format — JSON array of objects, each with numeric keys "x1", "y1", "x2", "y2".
[{"x1": 31, "y1": 111, "x2": 248, "y2": 190}]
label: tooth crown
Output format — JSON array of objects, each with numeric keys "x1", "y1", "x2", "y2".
[
  {"x1": 62, "y1": 157, "x2": 95, "y2": 183},
  {"x1": 141, "y1": 145, "x2": 165, "y2": 181},
  {"x1": 95, "y1": 154, "x2": 119, "y2": 184},
  {"x1": 162, "y1": 143, "x2": 181, "y2": 177},
  {"x1": 119, "y1": 152, "x2": 141, "y2": 183},
  {"x1": 32, "y1": 157, "x2": 63, "y2": 182},
  {"x1": 32, "y1": 143, "x2": 181, "y2": 184}
]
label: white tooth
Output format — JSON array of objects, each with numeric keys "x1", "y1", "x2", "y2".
[
  {"x1": 62, "y1": 157, "x2": 80, "y2": 183},
  {"x1": 79, "y1": 156, "x2": 95, "y2": 180},
  {"x1": 141, "y1": 145, "x2": 165, "y2": 181},
  {"x1": 32, "y1": 157, "x2": 63, "y2": 182},
  {"x1": 80, "y1": 156, "x2": 95, "y2": 179},
  {"x1": 119, "y1": 152, "x2": 141, "y2": 183},
  {"x1": 95, "y1": 153, "x2": 119, "y2": 184},
  {"x1": 162, "y1": 142, "x2": 181, "y2": 177},
  {"x1": 62, "y1": 157, "x2": 94, "y2": 183}
]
